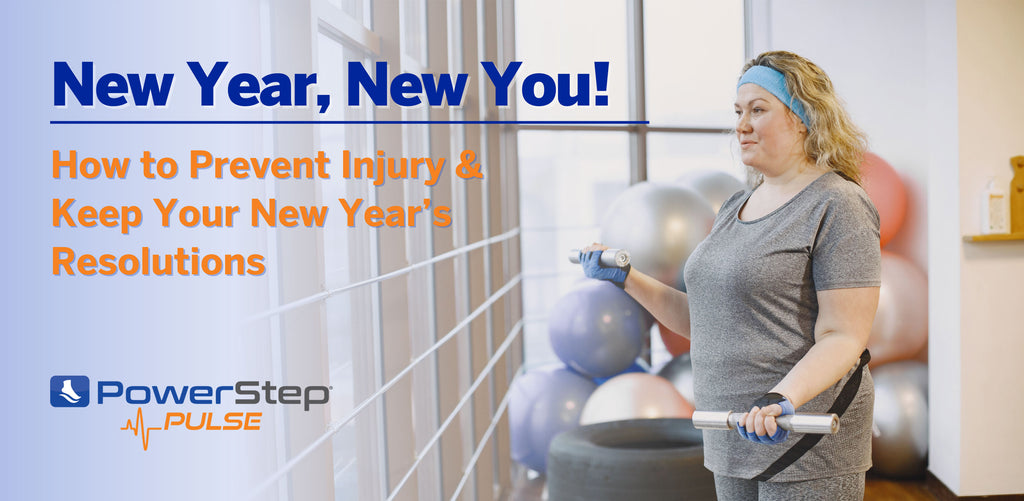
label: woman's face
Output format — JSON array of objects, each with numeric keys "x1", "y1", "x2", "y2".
[{"x1": 734, "y1": 83, "x2": 807, "y2": 174}]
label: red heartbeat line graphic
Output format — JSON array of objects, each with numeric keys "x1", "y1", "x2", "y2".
[{"x1": 120, "y1": 407, "x2": 162, "y2": 451}]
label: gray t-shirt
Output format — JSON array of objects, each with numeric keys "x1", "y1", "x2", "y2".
[{"x1": 683, "y1": 170, "x2": 881, "y2": 481}]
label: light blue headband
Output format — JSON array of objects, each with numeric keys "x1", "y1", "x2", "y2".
[{"x1": 737, "y1": 65, "x2": 810, "y2": 129}]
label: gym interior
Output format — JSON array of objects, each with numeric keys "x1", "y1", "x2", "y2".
[{"x1": 245, "y1": 1, "x2": 1024, "y2": 500}]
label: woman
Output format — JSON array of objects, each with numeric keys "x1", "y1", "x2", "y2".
[{"x1": 580, "y1": 51, "x2": 880, "y2": 500}]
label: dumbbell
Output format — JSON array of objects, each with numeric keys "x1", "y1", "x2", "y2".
[
  {"x1": 568, "y1": 248, "x2": 631, "y2": 268},
  {"x1": 691, "y1": 411, "x2": 840, "y2": 434}
]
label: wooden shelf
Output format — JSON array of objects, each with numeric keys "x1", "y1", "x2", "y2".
[{"x1": 962, "y1": 232, "x2": 1024, "y2": 242}]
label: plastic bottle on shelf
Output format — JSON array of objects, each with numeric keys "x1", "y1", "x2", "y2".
[{"x1": 980, "y1": 178, "x2": 1010, "y2": 235}]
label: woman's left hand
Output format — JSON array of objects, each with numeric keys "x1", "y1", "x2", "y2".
[{"x1": 737, "y1": 392, "x2": 795, "y2": 445}]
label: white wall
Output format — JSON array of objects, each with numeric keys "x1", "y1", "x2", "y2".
[
  {"x1": 925, "y1": 0, "x2": 962, "y2": 492},
  {"x1": 955, "y1": 0, "x2": 1024, "y2": 495}
]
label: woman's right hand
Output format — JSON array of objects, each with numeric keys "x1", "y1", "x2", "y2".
[
  {"x1": 578, "y1": 242, "x2": 630, "y2": 287},
  {"x1": 736, "y1": 393, "x2": 795, "y2": 445}
]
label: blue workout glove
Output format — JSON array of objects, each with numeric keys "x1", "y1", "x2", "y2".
[
  {"x1": 737, "y1": 392, "x2": 796, "y2": 445},
  {"x1": 579, "y1": 250, "x2": 631, "y2": 288}
]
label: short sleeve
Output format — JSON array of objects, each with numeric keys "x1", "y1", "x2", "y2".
[{"x1": 811, "y1": 189, "x2": 882, "y2": 291}]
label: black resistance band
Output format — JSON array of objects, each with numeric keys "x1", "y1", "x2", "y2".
[{"x1": 753, "y1": 348, "x2": 871, "y2": 482}]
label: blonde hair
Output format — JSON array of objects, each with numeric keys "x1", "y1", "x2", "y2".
[{"x1": 740, "y1": 51, "x2": 868, "y2": 186}]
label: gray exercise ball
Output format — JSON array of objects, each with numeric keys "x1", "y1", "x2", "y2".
[
  {"x1": 676, "y1": 170, "x2": 747, "y2": 214},
  {"x1": 871, "y1": 361, "x2": 928, "y2": 478},
  {"x1": 600, "y1": 183, "x2": 715, "y2": 285},
  {"x1": 655, "y1": 353, "x2": 695, "y2": 405}
]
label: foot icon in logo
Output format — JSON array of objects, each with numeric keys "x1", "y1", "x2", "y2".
[
  {"x1": 61, "y1": 379, "x2": 82, "y2": 402},
  {"x1": 51, "y1": 376, "x2": 89, "y2": 407}
]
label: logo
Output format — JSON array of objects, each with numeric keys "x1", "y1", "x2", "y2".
[
  {"x1": 50, "y1": 375, "x2": 330, "y2": 450},
  {"x1": 50, "y1": 375, "x2": 90, "y2": 407},
  {"x1": 110, "y1": 381, "x2": 327, "y2": 450}
]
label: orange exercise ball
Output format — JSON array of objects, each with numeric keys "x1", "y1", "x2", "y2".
[
  {"x1": 861, "y1": 152, "x2": 908, "y2": 248},
  {"x1": 657, "y1": 321, "x2": 690, "y2": 357}
]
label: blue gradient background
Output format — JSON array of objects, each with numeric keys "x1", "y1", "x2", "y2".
[{"x1": 2, "y1": 2, "x2": 287, "y2": 499}]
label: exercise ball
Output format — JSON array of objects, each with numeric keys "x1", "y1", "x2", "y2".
[
  {"x1": 601, "y1": 182, "x2": 715, "y2": 285},
  {"x1": 548, "y1": 280, "x2": 647, "y2": 378},
  {"x1": 658, "y1": 321, "x2": 690, "y2": 357},
  {"x1": 677, "y1": 170, "x2": 746, "y2": 214},
  {"x1": 868, "y1": 252, "x2": 928, "y2": 367},
  {"x1": 509, "y1": 365, "x2": 597, "y2": 473},
  {"x1": 861, "y1": 152, "x2": 908, "y2": 248},
  {"x1": 593, "y1": 359, "x2": 649, "y2": 386},
  {"x1": 580, "y1": 373, "x2": 694, "y2": 425},
  {"x1": 872, "y1": 361, "x2": 928, "y2": 478},
  {"x1": 913, "y1": 342, "x2": 929, "y2": 364},
  {"x1": 655, "y1": 353, "x2": 695, "y2": 405},
  {"x1": 571, "y1": 278, "x2": 655, "y2": 333}
]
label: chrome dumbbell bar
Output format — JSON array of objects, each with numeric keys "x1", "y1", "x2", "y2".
[
  {"x1": 691, "y1": 411, "x2": 840, "y2": 435},
  {"x1": 568, "y1": 248, "x2": 631, "y2": 268}
]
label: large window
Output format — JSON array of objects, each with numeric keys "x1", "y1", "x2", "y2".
[
  {"x1": 515, "y1": 0, "x2": 746, "y2": 369},
  {"x1": 248, "y1": 1, "x2": 521, "y2": 500}
]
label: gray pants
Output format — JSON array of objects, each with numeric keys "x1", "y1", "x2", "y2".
[{"x1": 713, "y1": 472, "x2": 865, "y2": 501}]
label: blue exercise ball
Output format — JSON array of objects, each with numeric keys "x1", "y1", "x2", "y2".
[
  {"x1": 548, "y1": 280, "x2": 647, "y2": 378},
  {"x1": 509, "y1": 365, "x2": 597, "y2": 473}
]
